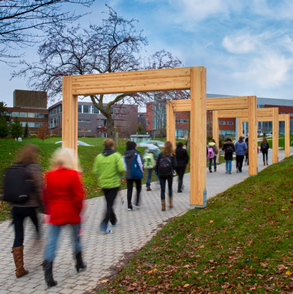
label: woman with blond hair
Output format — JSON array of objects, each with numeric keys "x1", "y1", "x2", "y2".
[
  {"x1": 42, "y1": 148, "x2": 86, "y2": 288},
  {"x1": 10, "y1": 144, "x2": 43, "y2": 278},
  {"x1": 155, "y1": 141, "x2": 177, "y2": 211}
]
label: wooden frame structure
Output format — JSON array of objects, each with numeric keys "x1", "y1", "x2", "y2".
[
  {"x1": 167, "y1": 96, "x2": 257, "y2": 205},
  {"x1": 62, "y1": 66, "x2": 207, "y2": 207}
]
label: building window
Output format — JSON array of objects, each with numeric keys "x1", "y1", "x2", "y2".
[
  {"x1": 227, "y1": 121, "x2": 234, "y2": 125},
  {"x1": 83, "y1": 105, "x2": 90, "y2": 113},
  {"x1": 35, "y1": 123, "x2": 41, "y2": 128},
  {"x1": 146, "y1": 122, "x2": 150, "y2": 125},
  {"x1": 219, "y1": 121, "x2": 226, "y2": 125},
  {"x1": 78, "y1": 105, "x2": 82, "y2": 113},
  {"x1": 78, "y1": 119, "x2": 91, "y2": 123},
  {"x1": 93, "y1": 106, "x2": 99, "y2": 114},
  {"x1": 28, "y1": 113, "x2": 35, "y2": 118},
  {"x1": 289, "y1": 113, "x2": 293, "y2": 116},
  {"x1": 20, "y1": 112, "x2": 27, "y2": 118},
  {"x1": 35, "y1": 113, "x2": 45, "y2": 118},
  {"x1": 12, "y1": 112, "x2": 19, "y2": 117},
  {"x1": 28, "y1": 122, "x2": 34, "y2": 127}
]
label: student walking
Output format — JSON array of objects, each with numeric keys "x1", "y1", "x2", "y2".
[
  {"x1": 175, "y1": 142, "x2": 189, "y2": 193},
  {"x1": 143, "y1": 148, "x2": 156, "y2": 191},
  {"x1": 235, "y1": 136, "x2": 247, "y2": 173},
  {"x1": 93, "y1": 139, "x2": 125, "y2": 232},
  {"x1": 155, "y1": 141, "x2": 177, "y2": 211},
  {"x1": 7, "y1": 144, "x2": 43, "y2": 278},
  {"x1": 124, "y1": 141, "x2": 144, "y2": 210},
  {"x1": 222, "y1": 138, "x2": 235, "y2": 174},
  {"x1": 207, "y1": 139, "x2": 218, "y2": 172},
  {"x1": 43, "y1": 148, "x2": 86, "y2": 288},
  {"x1": 260, "y1": 137, "x2": 270, "y2": 165}
]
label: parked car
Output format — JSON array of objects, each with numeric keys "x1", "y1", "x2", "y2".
[
  {"x1": 55, "y1": 141, "x2": 93, "y2": 146},
  {"x1": 136, "y1": 140, "x2": 164, "y2": 147}
]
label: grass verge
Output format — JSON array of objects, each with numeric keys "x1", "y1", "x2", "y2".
[{"x1": 98, "y1": 156, "x2": 293, "y2": 293}]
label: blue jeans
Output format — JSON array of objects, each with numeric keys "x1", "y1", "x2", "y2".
[
  {"x1": 146, "y1": 169, "x2": 153, "y2": 187},
  {"x1": 159, "y1": 176, "x2": 173, "y2": 200},
  {"x1": 209, "y1": 156, "x2": 217, "y2": 171},
  {"x1": 225, "y1": 160, "x2": 232, "y2": 173},
  {"x1": 44, "y1": 224, "x2": 82, "y2": 262}
]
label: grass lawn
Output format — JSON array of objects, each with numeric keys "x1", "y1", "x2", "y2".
[{"x1": 99, "y1": 156, "x2": 293, "y2": 293}]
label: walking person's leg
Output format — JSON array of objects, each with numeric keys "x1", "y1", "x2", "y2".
[
  {"x1": 213, "y1": 155, "x2": 217, "y2": 171},
  {"x1": 265, "y1": 151, "x2": 268, "y2": 165},
  {"x1": 71, "y1": 224, "x2": 87, "y2": 272},
  {"x1": 146, "y1": 169, "x2": 152, "y2": 191},
  {"x1": 28, "y1": 207, "x2": 40, "y2": 238},
  {"x1": 167, "y1": 176, "x2": 173, "y2": 208},
  {"x1": 177, "y1": 167, "x2": 184, "y2": 192},
  {"x1": 12, "y1": 207, "x2": 29, "y2": 278},
  {"x1": 262, "y1": 152, "x2": 265, "y2": 165},
  {"x1": 228, "y1": 160, "x2": 232, "y2": 173},
  {"x1": 239, "y1": 155, "x2": 244, "y2": 172},
  {"x1": 101, "y1": 188, "x2": 118, "y2": 231},
  {"x1": 225, "y1": 160, "x2": 228, "y2": 173},
  {"x1": 209, "y1": 158, "x2": 212, "y2": 172},
  {"x1": 134, "y1": 179, "x2": 142, "y2": 207},
  {"x1": 126, "y1": 179, "x2": 133, "y2": 210},
  {"x1": 43, "y1": 225, "x2": 61, "y2": 288},
  {"x1": 159, "y1": 177, "x2": 166, "y2": 211}
]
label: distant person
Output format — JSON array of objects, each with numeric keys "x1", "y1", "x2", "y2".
[
  {"x1": 207, "y1": 139, "x2": 218, "y2": 173},
  {"x1": 143, "y1": 148, "x2": 156, "y2": 191},
  {"x1": 124, "y1": 141, "x2": 144, "y2": 210},
  {"x1": 235, "y1": 136, "x2": 247, "y2": 173},
  {"x1": 260, "y1": 137, "x2": 270, "y2": 165},
  {"x1": 222, "y1": 138, "x2": 235, "y2": 174},
  {"x1": 93, "y1": 139, "x2": 125, "y2": 232},
  {"x1": 9, "y1": 144, "x2": 43, "y2": 278},
  {"x1": 175, "y1": 142, "x2": 189, "y2": 193},
  {"x1": 43, "y1": 148, "x2": 86, "y2": 288},
  {"x1": 155, "y1": 141, "x2": 177, "y2": 211}
]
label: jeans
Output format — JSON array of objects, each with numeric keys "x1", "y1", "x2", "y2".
[
  {"x1": 225, "y1": 160, "x2": 232, "y2": 173},
  {"x1": 236, "y1": 155, "x2": 245, "y2": 172},
  {"x1": 262, "y1": 151, "x2": 268, "y2": 162},
  {"x1": 127, "y1": 179, "x2": 141, "y2": 208},
  {"x1": 44, "y1": 223, "x2": 82, "y2": 262},
  {"x1": 101, "y1": 187, "x2": 119, "y2": 230},
  {"x1": 209, "y1": 156, "x2": 217, "y2": 171},
  {"x1": 12, "y1": 206, "x2": 39, "y2": 247},
  {"x1": 176, "y1": 166, "x2": 186, "y2": 191},
  {"x1": 146, "y1": 169, "x2": 153, "y2": 187},
  {"x1": 159, "y1": 176, "x2": 173, "y2": 200}
]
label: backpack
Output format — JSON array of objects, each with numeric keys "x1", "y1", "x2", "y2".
[
  {"x1": 130, "y1": 154, "x2": 143, "y2": 179},
  {"x1": 2, "y1": 164, "x2": 33, "y2": 204},
  {"x1": 157, "y1": 155, "x2": 173, "y2": 178},
  {"x1": 225, "y1": 145, "x2": 234, "y2": 154},
  {"x1": 261, "y1": 143, "x2": 268, "y2": 152},
  {"x1": 143, "y1": 153, "x2": 155, "y2": 169},
  {"x1": 207, "y1": 147, "x2": 215, "y2": 159}
]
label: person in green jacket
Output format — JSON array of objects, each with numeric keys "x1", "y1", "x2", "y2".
[{"x1": 92, "y1": 138, "x2": 125, "y2": 233}]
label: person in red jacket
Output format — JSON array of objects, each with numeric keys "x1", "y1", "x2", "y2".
[{"x1": 42, "y1": 148, "x2": 86, "y2": 288}]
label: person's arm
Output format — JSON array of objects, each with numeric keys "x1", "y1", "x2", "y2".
[
  {"x1": 137, "y1": 153, "x2": 144, "y2": 172},
  {"x1": 155, "y1": 153, "x2": 161, "y2": 173},
  {"x1": 117, "y1": 153, "x2": 126, "y2": 175}
]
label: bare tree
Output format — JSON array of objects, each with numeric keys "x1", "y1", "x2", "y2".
[
  {"x1": 14, "y1": 6, "x2": 184, "y2": 138},
  {"x1": 0, "y1": 0, "x2": 94, "y2": 60}
]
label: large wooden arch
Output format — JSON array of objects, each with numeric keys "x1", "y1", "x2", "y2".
[
  {"x1": 62, "y1": 66, "x2": 207, "y2": 207},
  {"x1": 216, "y1": 108, "x2": 279, "y2": 163},
  {"x1": 167, "y1": 96, "x2": 257, "y2": 205}
]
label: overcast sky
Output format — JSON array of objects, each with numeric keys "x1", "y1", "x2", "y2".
[{"x1": 1, "y1": 0, "x2": 293, "y2": 107}]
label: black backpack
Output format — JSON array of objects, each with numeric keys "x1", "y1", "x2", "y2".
[
  {"x1": 225, "y1": 145, "x2": 234, "y2": 154},
  {"x1": 157, "y1": 155, "x2": 173, "y2": 178},
  {"x1": 2, "y1": 164, "x2": 33, "y2": 204},
  {"x1": 261, "y1": 143, "x2": 268, "y2": 152}
]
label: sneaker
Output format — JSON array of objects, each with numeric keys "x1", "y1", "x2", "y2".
[
  {"x1": 146, "y1": 186, "x2": 152, "y2": 191},
  {"x1": 209, "y1": 170, "x2": 212, "y2": 173},
  {"x1": 133, "y1": 204, "x2": 141, "y2": 209},
  {"x1": 100, "y1": 227, "x2": 112, "y2": 234},
  {"x1": 127, "y1": 207, "x2": 132, "y2": 211},
  {"x1": 229, "y1": 172, "x2": 232, "y2": 174},
  {"x1": 111, "y1": 220, "x2": 119, "y2": 227}
]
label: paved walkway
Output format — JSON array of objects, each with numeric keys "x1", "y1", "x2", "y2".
[{"x1": 0, "y1": 148, "x2": 291, "y2": 294}]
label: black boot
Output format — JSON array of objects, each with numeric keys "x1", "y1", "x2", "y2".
[
  {"x1": 43, "y1": 260, "x2": 57, "y2": 288},
  {"x1": 75, "y1": 251, "x2": 87, "y2": 273},
  {"x1": 178, "y1": 181, "x2": 182, "y2": 193}
]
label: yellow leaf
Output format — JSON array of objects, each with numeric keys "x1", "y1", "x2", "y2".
[
  {"x1": 101, "y1": 279, "x2": 109, "y2": 283},
  {"x1": 286, "y1": 271, "x2": 291, "y2": 275},
  {"x1": 148, "y1": 268, "x2": 158, "y2": 274},
  {"x1": 209, "y1": 220, "x2": 214, "y2": 223},
  {"x1": 183, "y1": 284, "x2": 190, "y2": 288}
]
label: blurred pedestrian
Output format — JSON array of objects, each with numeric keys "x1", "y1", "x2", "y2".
[
  {"x1": 222, "y1": 138, "x2": 235, "y2": 174},
  {"x1": 93, "y1": 139, "x2": 125, "y2": 232},
  {"x1": 235, "y1": 136, "x2": 247, "y2": 173},
  {"x1": 155, "y1": 141, "x2": 177, "y2": 211},
  {"x1": 9, "y1": 144, "x2": 43, "y2": 278},
  {"x1": 124, "y1": 141, "x2": 144, "y2": 210},
  {"x1": 143, "y1": 148, "x2": 156, "y2": 191},
  {"x1": 207, "y1": 139, "x2": 218, "y2": 172},
  {"x1": 245, "y1": 137, "x2": 249, "y2": 165},
  {"x1": 175, "y1": 142, "x2": 189, "y2": 192},
  {"x1": 260, "y1": 137, "x2": 270, "y2": 165},
  {"x1": 43, "y1": 148, "x2": 86, "y2": 288}
]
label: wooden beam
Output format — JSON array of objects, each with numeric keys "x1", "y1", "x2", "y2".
[
  {"x1": 272, "y1": 108, "x2": 279, "y2": 163},
  {"x1": 279, "y1": 114, "x2": 290, "y2": 157},
  {"x1": 212, "y1": 111, "x2": 219, "y2": 162},
  {"x1": 190, "y1": 67, "x2": 207, "y2": 207},
  {"x1": 71, "y1": 67, "x2": 191, "y2": 95},
  {"x1": 207, "y1": 96, "x2": 250, "y2": 110},
  {"x1": 166, "y1": 101, "x2": 176, "y2": 148},
  {"x1": 238, "y1": 118, "x2": 244, "y2": 139}
]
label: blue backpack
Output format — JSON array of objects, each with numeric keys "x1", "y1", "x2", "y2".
[{"x1": 130, "y1": 154, "x2": 143, "y2": 179}]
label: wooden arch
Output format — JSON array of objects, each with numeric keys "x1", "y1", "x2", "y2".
[{"x1": 62, "y1": 66, "x2": 207, "y2": 207}]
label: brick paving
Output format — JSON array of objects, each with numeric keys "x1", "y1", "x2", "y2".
[{"x1": 0, "y1": 148, "x2": 291, "y2": 293}]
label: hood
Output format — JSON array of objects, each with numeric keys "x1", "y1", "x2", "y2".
[
  {"x1": 208, "y1": 142, "x2": 216, "y2": 147},
  {"x1": 124, "y1": 149, "x2": 137, "y2": 159},
  {"x1": 102, "y1": 148, "x2": 116, "y2": 156},
  {"x1": 224, "y1": 141, "x2": 233, "y2": 145}
]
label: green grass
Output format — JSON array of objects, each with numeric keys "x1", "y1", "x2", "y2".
[{"x1": 99, "y1": 156, "x2": 293, "y2": 293}]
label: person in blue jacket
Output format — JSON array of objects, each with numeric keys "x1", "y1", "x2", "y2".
[{"x1": 234, "y1": 136, "x2": 247, "y2": 173}]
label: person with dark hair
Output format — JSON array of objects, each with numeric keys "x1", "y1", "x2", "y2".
[
  {"x1": 244, "y1": 137, "x2": 249, "y2": 165},
  {"x1": 93, "y1": 139, "x2": 125, "y2": 232},
  {"x1": 235, "y1": 136, "x2": 247, "y2": 173},
  {"x1": 10, "y1": 144, "x2": 43, "y2": 278},
  {"x1": 260, "y1": 137, "x2": 270, "y2": 165},
  {"x1": 155, "y1": 141, "x2": 177, "y2": 211},
  {"x1": 124, "y1": 141, "x2": 144, "y2": 210},
  {"x1": 43, "y1": 148, "x2": 86, "y2": 288},
  {"x1": 222, "y1": 138, "x2": 235, "y2": 174},
  {"x1": 175, "y1": 142, "x2": 189, "y2": 193}
]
